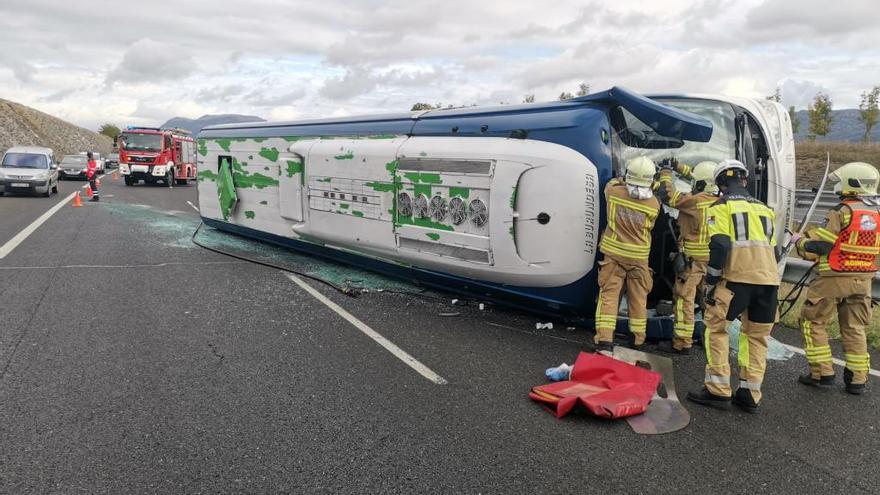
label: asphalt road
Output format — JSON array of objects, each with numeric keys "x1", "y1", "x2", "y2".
[{"x1": 1, "y1": 175, "x2": 878, "y2": 494}]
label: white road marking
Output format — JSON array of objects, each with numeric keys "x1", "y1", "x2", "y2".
[
  {"x1": 0, "y1": 191, "x2": 76, "y2": 259},
  {"x1": 782, "y1": 343, "x2": 880, "y2": 378},
  {"x1": 285, "y1": 273, "x2": 448, "y2": 385},
  {"x1": 186, "y1": 201, "x2": 200, "y2": 213},
  {"x1": 0, "y1": 261, "x2": 242, "y2": 270}
]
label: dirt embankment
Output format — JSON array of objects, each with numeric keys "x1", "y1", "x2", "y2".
[
  {"x1": 795, "y1": 141, "x2": 880, "y2": 189},
  {"x1": 0, "y1": 98, "x2": 112, "y2": 159}
]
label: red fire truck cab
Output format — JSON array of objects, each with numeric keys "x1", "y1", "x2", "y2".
[{"x1": 118, "y1": 127, "x2": 197, "y2": 186}]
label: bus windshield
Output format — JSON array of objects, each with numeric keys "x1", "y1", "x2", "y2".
[
  {"x1": 121, "y1": 132, "x2": 163, "y2": 152},
  {"x1": 615, "y1": 98, "x2": 737, "y2": 173}
]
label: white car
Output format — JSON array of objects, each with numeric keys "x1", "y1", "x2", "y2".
[
  {"x1": 80, "y1": 151, "x2": 106, "y2": 173},
  {"x1": 0, "y1": 146, "x2": 61, "y2": 197}
]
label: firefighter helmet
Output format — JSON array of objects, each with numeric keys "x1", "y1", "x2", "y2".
[
  {"x1": 693, "y1": 161, "x2": 718, "y2": 193},
  {"x1": 713, "y1": 159, "x2": 749, "y2": 187},
  {"x1": 625, "y1": 156, "x2": 657, "y2": 188},
  {"x1": 829, "y1": 162, "x2": 879, "y2": 197}
]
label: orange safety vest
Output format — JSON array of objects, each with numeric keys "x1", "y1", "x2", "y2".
[{"x1": 827, "y1": 200, "x2": 880, "y2": 272}]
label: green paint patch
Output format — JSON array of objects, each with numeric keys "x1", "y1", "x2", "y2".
[
  {"x1": 351, "y1": 210, "x2": 364, "y2": 217},
  {"x1": 283, "y1": 136, "x2": 304, "y2": 142},
  {"x1": 413, "y1": 184, "x2": 432, "y2": 197},
  {"x1": 396, "y1": 215, "x2": 454, "y2": 231},
  {"x1": 419, "y1": 151, "x2": 428, "y2": 157},
  {"x1": 216, "y1": 138, "x2": 232, "y2": 152},
  {"x1": 449, "y1": 187, "x2": 470, "y2": 199},
  {"x1": 509, "y1": 185, "x2": 518, "y2": 210},
  {"x1": 403, "y1": 172, "x2": 442, "y2": 184},
  {"x1": 198, "y1": 170, "x2": 219, "y2": 182},
  {"x1": 198, "y1": 139, "x2": 207, "y2": 156},
  {"x1": 366, "y1": 181, "x2": 399, "y2": 193},
  {"x1": 367, "y1": 134, "x2": 398, "y2": 139},
  {"x1": 385, "y1": 160, "x2": 399, "y2": 175},
  {"x1": 286, "y1": 159, "x2": 304, "y2": 178},
  {"x1": 426, "y1": 233, "x2": 440, "y2": 241},
  {"x1": 259, "y1": 201, "x2": 268, "y2": 205},
  {"x1": 244, "y1": 210, "x2": 256, "y2": 219},
  {"x1": 231, "y1": 157, "x2": 279, "y2": 189},
  {"x1": 259, "y1": 147, "x2": 280, "y2": 162},
  {"x1": 253, "y1": 137, "x2": 266, "y2": 143},
  {"x1": 509, "y1": 225, "x2": 515, "y2": 239},
  {"x1": 339, "y1": 203, "x2": 350, "y2": 209},
  {"x1": 334, "y1": 150, "x2": 354, "y2": 160}
]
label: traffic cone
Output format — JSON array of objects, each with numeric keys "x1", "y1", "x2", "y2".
[
  {"x1": 71, "y1": 191, "x2": 83, "y2": 207},
  {"x1": 112, "y1": 170, "x2": 119, "y2": 180},
  {"x1": 85, "y1": 185, "x2": 93, "y2": 198}
]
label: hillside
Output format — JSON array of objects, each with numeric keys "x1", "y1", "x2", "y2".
[
  {"x1": 0, "y1": 99, "x2": 112, "y2": 158},
  {"x1": 795, "y1": 141, "x2": 880, "y2": 188},
  {"x1": 793, "y1": 109, "x2": 880, "y2": 143},
  {"x1": 160, "y1": 114, "x2": 266, "y2": 136}
]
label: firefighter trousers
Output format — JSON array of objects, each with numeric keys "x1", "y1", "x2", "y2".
[
  {"x1": 594, "y1": 256, "x2": 653, "y2": 345},
  {"x1": 799, "y1": 276, "x2": 872, "y2": 385},
  {"x1": 704, "y1": 281, "x2": 778, "y2": 403},
  {"x1": 673, "y1": 259, "x2": 707, "y2": 350}
]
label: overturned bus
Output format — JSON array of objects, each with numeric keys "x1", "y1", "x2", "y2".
[{"x1": 195, "y1": 87, "x2": 796, "y2": 320}]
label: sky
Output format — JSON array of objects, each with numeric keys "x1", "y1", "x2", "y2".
[{"x1": 1, "y1": 0, "x2": 878, "y2": 131}]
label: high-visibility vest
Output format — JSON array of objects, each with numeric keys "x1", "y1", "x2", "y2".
[{"x1": 827, "y1": 200, "x2": 880, "y2": 273}]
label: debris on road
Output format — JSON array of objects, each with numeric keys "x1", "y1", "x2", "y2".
[
  {"x1": 535, "y1": 322, "x2": 553, "y2": 330},
  {"x1": 727, "y1": 319, "x2": 794, "y2": 361},
  {"x1": 545, "y1": 363, "x2": 572, "y2": 381},
  {"x1": 439, "y1": 312, "x2": 461, "y2": 317},
  {"x1": 530, "y1": 352, "x2": 660, "y2": 420}
]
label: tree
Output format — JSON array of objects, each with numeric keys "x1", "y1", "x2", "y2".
[
  {"x1": 765, "y1": 88, "x2": 782, "y2": 103},
  {"x1": 807, "y1": 92, "x2": 834, "y2": 141},
  {"x1": 98, "y1": 123, "x2": 121, "y2": 141},
  {"x1": 788, "y1": 106, "x2": 800, "y2": 134},
  {"x1": 558, "y1": 92, "x2": 574, "y2": 101},
  {"x1": 576, "y1": 83, "x2": 590, "y2": 97},
  {"x1": 410, "y1": 102, "x2": 438, "y2": 111},
  {"x1": 858, "y1": 86, "x2": 880, "y2": 142},
  {"x1": 522, "y1": 94, "x2": 535, "y2": 103}
]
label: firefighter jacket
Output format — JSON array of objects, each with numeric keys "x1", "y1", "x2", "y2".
[
  {"x1": 598, "y1": 178, "x2": 660, "y2": 264},
  {"x1": 706, "y1": 185, "x2": 780, "y2": 286},
  {"x1": 797, "y1": 199, "x2": 880, "y2": 278},
  {"x1": 657, "y1": 169, "x2": 716, "y2": 261}
]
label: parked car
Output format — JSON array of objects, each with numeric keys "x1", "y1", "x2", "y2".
[
  {"x1": 59, "y1": 154, "x2": 89, "y2": 180},
  {"x1": 0, "y1": 146, "x2": 60, "y2": 197},
  {"x1": 106, "y1": 152, "x2": 119, "y2": 168}
]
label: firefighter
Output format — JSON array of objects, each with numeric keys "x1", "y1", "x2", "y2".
[
  {"x1": 795, "y1": 162, "x2": 879, "y2": 395},
  {"x1": 687, "y1": 159, "x2": 780, "y2": 413},
  {"x1": 86, "y1": 152, "x2": 99, "y2": 202},
  {"x1": 655, "y1": 159, "x2": 719, "y2": 354},
  {"x1": 593, "y1": 156, "x2": 660, "y2": 354}
]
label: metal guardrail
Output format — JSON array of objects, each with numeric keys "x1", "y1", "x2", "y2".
[
  {"x1": 794, "y1": 188, "x2": 837, "y2": 208},
  {"x1": 782, "y1": 258, "x2": 880, "y2": 300}
]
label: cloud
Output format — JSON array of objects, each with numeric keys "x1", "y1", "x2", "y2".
[
  {"x1": 106, "y1": 38, "x2": 196, "y2": 85},
  {"x1": 247, "y1": 88, "x2": 307, "y2": 107}
]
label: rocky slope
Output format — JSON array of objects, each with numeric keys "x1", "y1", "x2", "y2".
[{"x1": 0, "y1": 98, "x2": 112, "y2": 158}]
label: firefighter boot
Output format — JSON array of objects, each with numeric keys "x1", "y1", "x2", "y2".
[
  {"x1": 656, "y1": 340, "x2": 691, "y2": 355},
  {"x1": 797, "y1": 372, "x2": 835, "y2": 387},
  {"x1": 732, "y1": 388, "x2": 759, "y2": 414},
  {"x1": 686, "y1": 388, "x2": 731, "y2": 410},
  {"x1": 844, "y1": 368, "x2": 866, "y2": 395}
]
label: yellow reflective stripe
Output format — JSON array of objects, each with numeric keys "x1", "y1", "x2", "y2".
[
  {"x1": 845, "y1": 353, "x2": 870, "y2": 372},
  {"x1": 608, "y1": 195, "x2": 659, "y2": 216},
  {"x1": 629, "y1": 318, "x2": 647, "y2": 333},
  {"x1": 600, "y1": 237, "x2": 651, "y2": 257},
  {"x1": 669, "y1": 191, "x2": 682, "y2": 208},
  {"x1": 840, "y1": 243, "x2": 880, "y2": 254},
  {"x1": 608, "y1": 202, "x2": 617, "y2": 240},
  {"x1": 813, "y1": 228, "x2": 838, "y2": 243}
]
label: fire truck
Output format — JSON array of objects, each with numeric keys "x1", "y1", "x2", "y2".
[{"x1": 118, "y1": 126, "x2": 197, "y2": 186}]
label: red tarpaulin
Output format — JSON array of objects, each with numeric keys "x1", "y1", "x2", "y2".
[{"x1": 530, "y1": 352, "x2": 661, "y2": 419}]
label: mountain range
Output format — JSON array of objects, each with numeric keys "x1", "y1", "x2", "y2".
[{"x1": 160, "y1": 114, "x2": 266, "y2": 136}]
